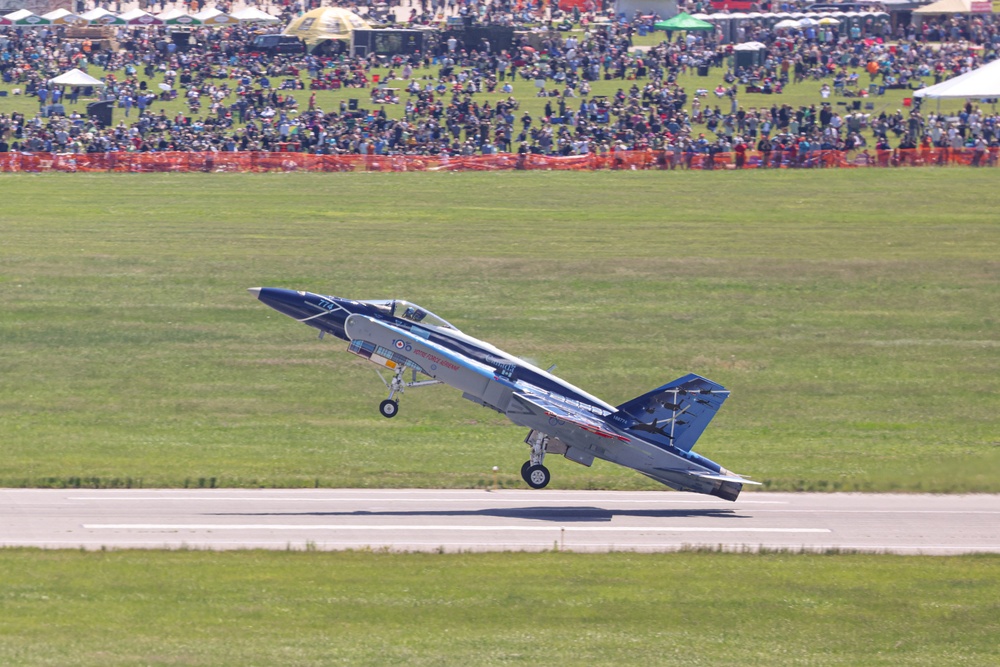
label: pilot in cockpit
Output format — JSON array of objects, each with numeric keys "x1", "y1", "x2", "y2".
[
  {"x1": 402, "y1": 306, "x2": 426, "y2": 322},
  {"x1": 361, "y1": 299, "x2": 456, "y2": 330}
]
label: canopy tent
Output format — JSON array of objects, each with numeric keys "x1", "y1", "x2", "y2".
[
  {"x1": 653, "y1": 12, "x2": 714, "y2": 30},
  {"x1": 914, "y1": 58, "x2": 1000, "y2": 99},
  {"x1": 42, "y1": 9, "x2": 87, "y2": 25},
  {"x1": 193, "y1": 8, "x2": 239, "y2": 25},
  {"x1": 913, "y1": 0, "x2": 971, "y2": 13},
  {"x1": 232, "y1": 7, "x2": 281, "y2": 23},
  {"x1": 81, "y1": 8, "x2": 125, "y2": 25},
  {"x1": 282, "y1": 7, "x2": 371, "y2": 49},
  {"x1": 5, "y1": 9, "x2": 50, "y2": 25},
  {"x1": 48, "y1": 68, "x2": 106, "y2": 87},
  {"x1": 118, "y1": 9, "x2": 164, "y2": 26},
  {"x1": 155, "y1": 8, "x2": 202, "y2": 25}
]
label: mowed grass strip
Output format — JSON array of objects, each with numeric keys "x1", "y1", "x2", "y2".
[
  {"x1": 0, "y1": 549, "x2": 998, "y2": 667},
  {"x1": 1, "y1": 170, "x2": 998, "y2": 491}
]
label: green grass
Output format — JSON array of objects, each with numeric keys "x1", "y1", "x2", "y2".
[
  {"x1": 0, "y1": 549, "x2": 998, "y2": 666},
  {"x1": 1, "y1": 170, "x2": 998, "y2": 491}
]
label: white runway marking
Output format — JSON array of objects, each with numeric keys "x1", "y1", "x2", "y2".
[
  {"x1": 84, "y1": 524, "x2": 830, "y2": 534},
  {"x1": 67, "y1": 496, "x2": 787, "y2": 504}
]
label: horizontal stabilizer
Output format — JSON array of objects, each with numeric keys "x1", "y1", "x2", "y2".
[
  {"x1": 614, "y1": 374, "x2": 729, "y2": 452},
  {"x1": 669, "y1": 469, "x2": 762, "y2": 486},
  {"x1": 644, "y1": 468, "x2": 757, "y2": 501}
]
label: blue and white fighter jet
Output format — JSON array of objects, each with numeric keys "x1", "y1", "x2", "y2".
[{"x1": 249, "y1": 288, "x2": 759, "y2": 500}]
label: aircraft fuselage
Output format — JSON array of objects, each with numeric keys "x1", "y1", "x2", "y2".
[
  {"x1": 254, "y1": 288, "x2": 614, "y2": 411},
  {"x1": 250, "y1": 288, "x2": 753, "y2": 500}
]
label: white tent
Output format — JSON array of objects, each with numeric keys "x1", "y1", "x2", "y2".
[
  {"x1": 156, "y1": 8, "x2": 201, "y2": 25},
  {"x1": 5, "y1": 9, "x2": 50, "y2": 25},
  {"x1": 118, "y1": 9, "x2": 163, "y2": 25},
  {"x1": 48, "y1": 68, "x2": 106, "y2": 87},
  {"x1": 914, "y1": 59, "x2": 1000, "y2": 99},
  {"x1": 193, "y1": 8, "x2": 239, "y2": 25},
  {"x1": 42, "y1": 9, "x2": 87, "y2": 25},
  {"x1": 81, "y1": 8, "x2": 125, "y2": 25},
  {"x1": 232, "y1": 7, "x2": 280, "y2": 23},
  {"x1": 733, "y1": 41, "x2": 767, "y2": 50}
]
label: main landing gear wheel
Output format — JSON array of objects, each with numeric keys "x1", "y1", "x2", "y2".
[
  {"x1": 379, "y1": 399, "x2": 399, "y2": 418},
  {"x1": 523, "y1": 464, "x2": 551, "y2": 490},
  {"x1": 521, "y1": 460, "x2": 532, "y2": 480}
]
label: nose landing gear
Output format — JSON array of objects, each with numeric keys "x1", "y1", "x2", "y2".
[{"x1": 373, "y1": 365, "x2": 442, "y2": 418}]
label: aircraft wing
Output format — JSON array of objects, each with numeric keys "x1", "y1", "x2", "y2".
[
  {"x1": 510, "y1": 392, "x2": 631, "y2": 442},
  {"x1": 344, "y1": 314, "x2": 499, "y2": 397}
]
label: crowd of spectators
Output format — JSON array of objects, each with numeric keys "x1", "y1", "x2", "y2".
[{"x1": 1, "y1": 0, "x2": 999, "y2": 161}]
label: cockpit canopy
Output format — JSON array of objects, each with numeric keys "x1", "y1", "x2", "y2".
[{"x1": 360, "y1": 300, "x2": 458, "y2": 331}]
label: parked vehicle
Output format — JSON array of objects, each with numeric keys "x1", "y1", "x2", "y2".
[{"x1": 248, "y1": 35, "x2": 307, "y2": 56}]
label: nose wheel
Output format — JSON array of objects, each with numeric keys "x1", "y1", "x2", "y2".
[
  {"x1": 379, "y1": 399, "x2": 399, "y2": 418},
  {"x1": 376, "y1": 366, "x2": 407, "y2": 419}
]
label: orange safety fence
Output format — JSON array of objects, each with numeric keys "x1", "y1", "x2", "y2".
[{"x1": 0, "y1": 148, "x2": 997, "y2": 173}]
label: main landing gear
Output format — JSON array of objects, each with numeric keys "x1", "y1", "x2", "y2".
[
  {"x1": 521, "y1": 430, "x2": 551, "y2": 489},
  {"x1": 521, "y1": 461, "x2": 551, "y2": 489},
  {"x1": 374, "y1": 365, "x2": 441, "y2": 419}
]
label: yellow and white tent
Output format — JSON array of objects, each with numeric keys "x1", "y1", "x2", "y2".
[
  {"x1": 42, "y1": 9, "x2": 88, "y2": 25},
  {"x1": 282, "y1": 7, "x2": 371, "y2": 49}
]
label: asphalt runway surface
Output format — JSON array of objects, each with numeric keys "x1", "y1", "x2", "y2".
[{"x1": 3, "y1": 489, "x2": 998, "y2": 554}]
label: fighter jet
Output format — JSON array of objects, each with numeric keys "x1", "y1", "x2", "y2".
[{"x1": 249, "y1": 288, "x2": 759, "y2": 500}]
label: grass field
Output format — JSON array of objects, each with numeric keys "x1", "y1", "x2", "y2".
[
  {"x1": 1, "y1": 169, "x2": 997, "y2": 492},
  {"x1": 1, "y1": 549, "x2": 998, "y2": 666}
]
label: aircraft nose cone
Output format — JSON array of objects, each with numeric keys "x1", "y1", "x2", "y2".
[{"x1": 249, "y1": 287, "x2": 318, "y2": 322}]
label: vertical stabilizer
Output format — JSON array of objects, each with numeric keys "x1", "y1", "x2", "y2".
[{"x1": 614, "y1": 374, "x2": 729, "y2": 452}]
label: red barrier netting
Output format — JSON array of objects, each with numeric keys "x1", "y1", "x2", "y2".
[{"x1": 0, "y1": 149, "x2": 996, "y2": 173}]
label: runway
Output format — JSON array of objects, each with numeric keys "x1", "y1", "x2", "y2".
[{"x1": 2, "y1": 489, "x2": 998, "y2": 555}]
